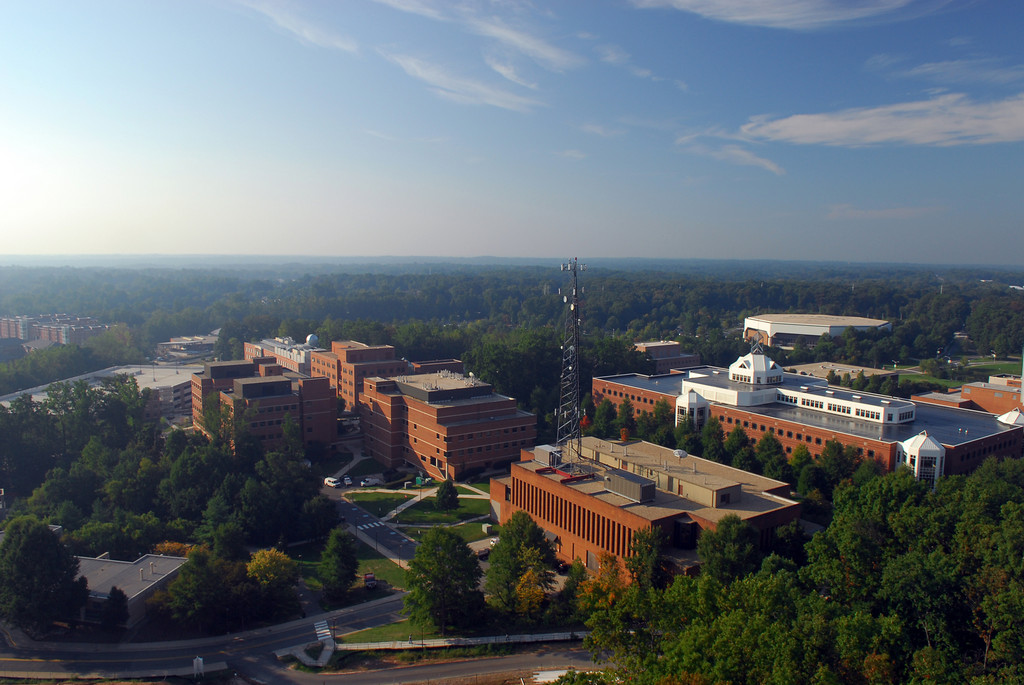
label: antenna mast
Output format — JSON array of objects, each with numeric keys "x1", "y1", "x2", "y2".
[{"x1": 556, "y1": 258, "x2": 585, "y2": 462}]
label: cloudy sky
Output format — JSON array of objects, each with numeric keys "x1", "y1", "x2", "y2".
[{"x1": 1, "y1": 0, "x2": 1022, "y2": 263}]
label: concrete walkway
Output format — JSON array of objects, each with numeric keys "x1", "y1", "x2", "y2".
[{"x1": 277, "y1": 631, "x2": 588, "y2": 668}]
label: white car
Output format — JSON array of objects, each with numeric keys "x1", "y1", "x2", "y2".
[
  {"x1": 360, "y1": 477, "x2": 381, "y2": 487},
  {"x1": 324, "y1": 477, "x2": 341, "y2": 488},
  {"x1": 343, "y1": 475, "x2": 353, "y2": 486}
]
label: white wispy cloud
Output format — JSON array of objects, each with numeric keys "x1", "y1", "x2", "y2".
[
  {"x1": 827, "y1": 204, "x2": 945, "y2": 220},
  {"x1": 372, "y1": 0, "x2": 445, "y2": 20},
  {"x1": 596, "y1": 44, "x2": 662, "y2": 81},
  {"x1": 557, "y1": 149, "x2": 587, "y2": 159},
  {"x1": 484, "y1": 54, "x2": 538, "y2": 89},
  {"x1": 236, "y1": 0, "x2": 357, "y2": 52},
  {"x1": 466, "y1": 17, "x2": 584, "y2": 71},
  {"x1": 597, "y1": 44, "x2": 630, "y2": 65},
  {"x1": 380, "y1": 51, "x2": 543, "y2": 112},
  {"x1": 363, "y1": 129, "x2": 399, "y2": 141},
  {"x1": 740, "y1": 92, "x2": 1024, "y2": 146},
  {"x1": 628, "y1": 0, "x2": 953, "y2": 30},
  {"x1": 897, "y1": 58, "x2": 1024, "y2": 86},
  {"x1": 705, "y1": 145, "x2": 785, "y2": 175},
  {"x1": 582, "y1": 123, "x2": 625, "y2": 137},
  {"x1": 864, "y1": 53, "x2": 906, "y2": 71}
]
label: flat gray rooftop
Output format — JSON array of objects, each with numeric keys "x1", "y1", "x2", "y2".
[{"x1": 598, "y1": 369, "x2": 1016, "y2": 447}]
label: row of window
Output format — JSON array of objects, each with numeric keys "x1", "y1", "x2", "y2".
[
  {"x1": 855, "y1": 408, "x2": 881, "y2": 420},
  {"x1": 256, "y1": 403, "x2": 297, "y2": 414},
  {"x1": 720, "y1": 413, "x2": 876, "y2": 460},
  {"x1": 827, "y1": 403, "x2": 852, "y2": 415},
  {"x1": 512, "y1": 478, "x2": 634, "y2": 557}
]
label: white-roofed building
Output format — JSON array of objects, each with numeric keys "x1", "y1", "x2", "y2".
[{"x1": 744, "y1": 314, "x2": 891, "y2": 347}]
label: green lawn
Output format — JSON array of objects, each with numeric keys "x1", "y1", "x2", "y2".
[
  {"x1": 348, "y1": 491, "x2": 415, "y2": 517},
  {"x1": 339, "y1": 618, "x2": 437, "y2": 643},
  {"x1": 347, "y1": 457, "x2": 389, "y2": 478},
  {"x1": 967, "y1": 360, "x2": 1021, "y2": 375},
  {"x1": 460, "y1": 479, "x2": 492, "y2": 493},
  {"x1": 356, "y1": 539, "x2": 407, "y2": 590},
  {"x1": 395, "y1": 496, "x2": 490, "y2": 525},
  {"x1": 290, "y1": 536, "x2": 407, "y2": 605},
  {"x1": 313, "y1": 451, "x2": 353, "y2": 478},
  {"x1": 403, "y1": 522, "x2": 493, "y2": 544},
  {"x1": 900, "y1": 373, "x2": 963, "y2": 389}
]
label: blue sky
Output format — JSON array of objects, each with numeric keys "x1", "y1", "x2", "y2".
[{"x1": 1, "y1": 0, "x2": 1022, "y2": 264}]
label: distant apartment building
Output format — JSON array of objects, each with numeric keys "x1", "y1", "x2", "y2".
[
  {"x1": 191, "y1": 358, "x2": 334, "y2": 451},
  {"x1": 743, "y1": 314, "x2": 891, "y2": 347},
  {"x1": 490, "y1": 436, "x2": 801, "y2": 575},
  {"x1": 634, "y1": 341, "x2": 701, "y2": 374},
  {"x1": 244, "y1": 335, "x2": 324, "y2": 375},
  {"x1": 359, "y1": 371, "x2": 535, "y2": 480},
  {"x1": 0, "y1": 314, "x2": 110, "y2": 345},
  {"x1": 592, "y1": 349, "x2": 1023, "y2": 484},
  {"x1": 309, "y1": 340, "x2": 463, "y2": 411}
]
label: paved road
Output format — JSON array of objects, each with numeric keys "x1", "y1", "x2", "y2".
[
  {"x1": 0, "y1": 595, "x2": 407, "y2": 680},
  {"x1": 268, "y1": 645, "x2": 597, "y2": 685}
]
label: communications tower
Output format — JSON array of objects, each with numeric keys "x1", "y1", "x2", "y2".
[{"x1": 556, "y1": 258, "x2": 585, "y2": 463}]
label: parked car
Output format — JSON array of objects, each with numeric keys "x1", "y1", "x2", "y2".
[
  {"x1": 324, "y1": 477, "x2": 341, "y2": 488},
  {"x1": 363, "y1": 572, "x2": 378, "y2": 590},
  {"x1": 556, "y1": 561, "x2": 570, "y2": 574},
  {"x1": 360, "y1": 477, "x2": 381, "y2": 487},
  {"x1": 477, "y1": 547, "x2": 490, "y2": 561},
  {"x1": 342, "y1": 475, "x2": 352, "y2": 486}
]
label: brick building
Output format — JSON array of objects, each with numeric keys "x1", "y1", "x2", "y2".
[
  {"x1": 191, "y1": 358, "x2": 334, "y2": 451},
  {"x1": 244, "y1": 335, "x2": 324, "y2": 375},
  {"x1": 593, "y1": 350, "x2": 1023, "y2": 482},
  {"x1": 914, "y1": 374, "x2": 1023, "y2": 415},
  {"x1": 490, "y1": 436, "x2": 801, "y2": 574},
  {"x1": 634, "y1": 341, "x2": 701, "y2": 375},
  {"x1": 309, "y1": 340, "x2": 463, "y2": 411},
  {"x1": 359, "y1": 371, "x2": 535, "y2": 480}
]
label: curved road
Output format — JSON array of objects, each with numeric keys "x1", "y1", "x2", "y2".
[{"x1": 0, "y1": 595, "x2": 407, "y2": 681}]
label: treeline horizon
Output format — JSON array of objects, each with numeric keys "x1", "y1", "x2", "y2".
[{"x1": 1, "y1": 262, "x2": 1023, "y2": 439}]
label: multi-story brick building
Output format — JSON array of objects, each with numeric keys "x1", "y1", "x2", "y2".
[
  {"x1": 634, "y1": 341, "x2": 701, "y2": 375},
  {"x1": 359, "y1": 371, "x2": 535, "y2": 480},
  {"x1": 243, "y1": 335, "x2": 323, "y2": 376},
  {"x1": 592, "y1": 350, "x2": 1024, "y2": 482},
  {"x1": 191, "y1": 358, "x2": 334, "y2": 451},
  {"x1": 309, "y1": 340, "x2": 463, "y2": 411},
  {"x1": 490, "y1": 436, "x2": 801, "y2": 574}
]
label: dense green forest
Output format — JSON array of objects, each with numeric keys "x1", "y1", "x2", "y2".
[
  {"x1": 2, "y1": 261, "x2": 1024, "y2": 435},
  {"x1": 574, "y1": 460, "x2": 1024, "y2": 684},
  {"x1": 0, "y1": 376, "x2": 333, "y2": 556},
  {"x1": 2, "y1": 260, "x2": 1024, "y2": 678}
]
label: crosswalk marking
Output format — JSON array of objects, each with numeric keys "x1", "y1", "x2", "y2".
[
  {"x1": 359, "y1": 521, "x2": 386, "y2": 530},
  {"x1": 314, "y1": 620, "x2": 331, "y2": 641}
]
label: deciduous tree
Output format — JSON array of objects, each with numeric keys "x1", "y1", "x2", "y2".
[
  {"x1": 404, "y1": 527, "x2": 483, "y2": 635},
  {"x1": 0, "y1": 516, "x2": 88, "y2": 634}
]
